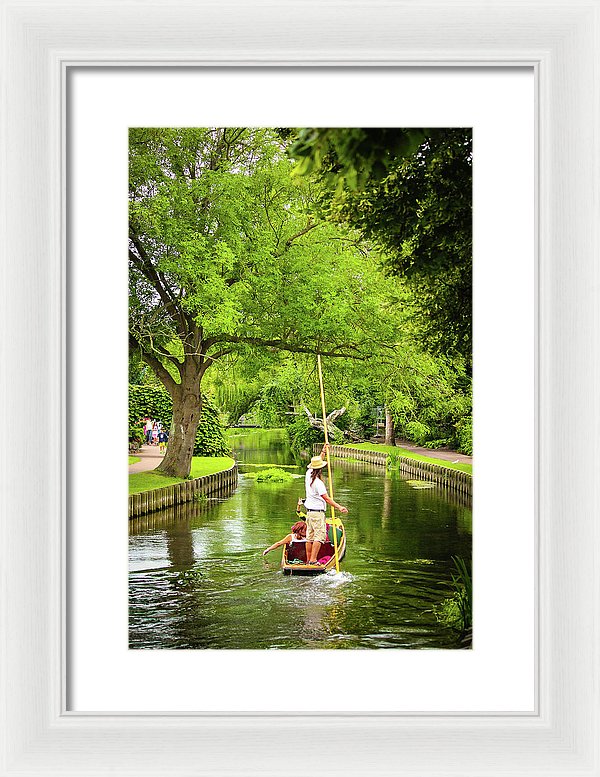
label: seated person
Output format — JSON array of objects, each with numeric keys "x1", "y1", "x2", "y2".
[{"x1": 262, "y1": 521, "x2": 306, "y2": 556}]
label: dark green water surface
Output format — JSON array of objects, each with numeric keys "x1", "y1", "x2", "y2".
[{"x1": 129, "y1": 429, "x2": 472, "y2": 649}]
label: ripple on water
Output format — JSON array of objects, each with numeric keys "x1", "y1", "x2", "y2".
[{"x1": 129, "y1": 431, "x2": 471, "y2": 649}]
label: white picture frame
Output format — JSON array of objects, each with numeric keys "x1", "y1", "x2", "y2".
[{"x1": 1, "y1": 1, "x2": 598, "y2": 775}]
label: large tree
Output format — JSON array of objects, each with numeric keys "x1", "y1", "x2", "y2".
[
  {"x1": 129, "y1": 128, "x2": 386, "y2": 477},
  {"x1": 288, "y1": 128, "x2": 473, "y2": 365}
]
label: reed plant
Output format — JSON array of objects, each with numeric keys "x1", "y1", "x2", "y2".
[{"x1": 435, "y1": 555, "x2": 472, "y2": 647}]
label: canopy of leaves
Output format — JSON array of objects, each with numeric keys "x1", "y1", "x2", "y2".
[
  {"x1": 129, "y1": 127, "x2": 394, "y2": 377},
  {"x1": 287, "y1": 128, "x2": 472, "y2": 365},
  {"x1": 288, "y1": 128, "x2": 432, "y2": 193}
]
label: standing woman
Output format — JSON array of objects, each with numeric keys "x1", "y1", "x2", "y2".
[{"x1": 305, "y1": 444, "x2": 348, "y2": 565}]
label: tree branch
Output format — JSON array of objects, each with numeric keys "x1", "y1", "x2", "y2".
[
  {"x1": 128, "y1": 234, "x2": 189, "y2": 338},
  {"x1": 129, "y1": 333, "x2": 177, "y2": 392},
  {"x1": 202, "y1": 334, "x2": 365, "y2": 359},
  {"x1": 284, "y1": 220, "x2": 318, "y2": 248}
]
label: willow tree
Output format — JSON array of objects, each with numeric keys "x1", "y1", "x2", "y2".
[{"x1": 129, "y1": 128, "x2": 384, "y2": 477}]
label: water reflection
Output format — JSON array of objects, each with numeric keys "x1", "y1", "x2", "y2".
[{"x1": 129, "y1": 429, "x2": 472, "y2": 649}]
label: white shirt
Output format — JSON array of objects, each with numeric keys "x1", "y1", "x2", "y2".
[{"x1": 304, "y1": 469, "x2": 327, "y2": 510}]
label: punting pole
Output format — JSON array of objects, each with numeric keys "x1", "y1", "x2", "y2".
[{"x1": 317, "y1": 354, "x2": 340, "y2": 574}]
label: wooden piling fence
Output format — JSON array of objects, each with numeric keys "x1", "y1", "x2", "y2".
[
  {"x1": 128, "y1": 463, "x2": 239, "y2": 519},
  {"x1": 313, "y1": 444, "x2": 472, "y2": 500}
]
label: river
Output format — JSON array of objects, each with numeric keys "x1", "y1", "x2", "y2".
[{"x1": 129, "y1": 429, "x2": 472, "y2": 649}]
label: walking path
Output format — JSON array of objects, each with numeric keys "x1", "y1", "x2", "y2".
[
  {"x1": 129, "y1": 445, "x2": 164, "y2": 474},
  {"x1": 392, "y1": 438, "x2": 472, "y2": 465},
  {"x1": 130, "y1": 439, "x2": 472, "y2": 475}
]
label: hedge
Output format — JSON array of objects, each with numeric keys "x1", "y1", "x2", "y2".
[{"x1": 128, "y1": 384, "x2": 230, "y2": 457}]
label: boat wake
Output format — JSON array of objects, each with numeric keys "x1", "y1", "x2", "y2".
[{"x1": 319, "y1": 570, "x2": 355, "y2": 586}]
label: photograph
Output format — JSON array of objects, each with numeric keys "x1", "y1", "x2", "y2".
[
  {"x1": 3, "y1": 0, "x2": 599, "y2": 771},
  {"x1": 128, "y1": 127, "x2": 473, "y2": 650}
]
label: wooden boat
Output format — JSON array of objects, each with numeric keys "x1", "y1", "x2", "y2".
[{"x1": 281, "y1": 520, "x2": 346, "y2": 575}]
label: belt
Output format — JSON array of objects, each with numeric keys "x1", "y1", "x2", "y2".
[{"x1": 307, "y1": 508, "x2": 325, "y2": 512}]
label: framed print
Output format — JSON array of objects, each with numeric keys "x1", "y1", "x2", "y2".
[
  {"x1": 69, "y1": 67, "x2": 532, "y2": 714},
  {"x1": 1, "y1": 1, "x2": 599, "y2": 775}
]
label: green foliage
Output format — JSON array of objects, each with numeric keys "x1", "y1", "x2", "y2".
[
  {"x1": 129, "y1": 127, "x2": 472, "y2": 475},
  {"x1": 346, "y1": 442, "x2": 472, "y2": 474},
  {"x1": 193, "y1": 395, "x2": 230, "y2": 457},
  {"x1": 383, "y1": 351, "x2": 471, "y2": 451},
  {"x1": 128, "y1": 383, "x2": 170, "y2": 447},
  {"x1": 129, "y1": 128, "x2": 413, "y2": 475},
  {"x1": 130, "y1": 128, "x2": 388, "y2": 366},
  {"x1": 128, "y1": 351, "x2": 151, "y2": 384},
  {"x1": 434, "y1": 556, "x2": 472, "y2": 644},
  {"x1": 287, "y1": 128, "x2": 472, "y2": 365},
  {"x1": 342, "y1": 380, "x2": 379, "y2": 438},
  {"x1": 335, "y1": 130, "x2": 472, "y2": 363},
  {"x1": 129, "y1": 425, "x2": 145, "y2": 449},
  {"x1": 129, "y1": 384, "x2": 173, "y2": 429},
  {"x1": 286, "y1": 414, "x2": 325, "y2": 455},
  {"x1": 403, "y1": 420, "x2": 431, "y2": 447},
  {"x1": 255, "y1": 380, "x2": 297, "y2": 428},
  {"x1": 128, "y1": 383, "x2": 229, "y2": 456},
  {"x1": 288, "y1": 128, "x2": 431, "y2": 193},
  {"x1": 212, "y1": 378, "x2": 261, "y2": 426},
  {"x1": 455, "y1": 416, "x2": 473, "y2": 456},
  {"x1": 386, "y1": 451, "x2": 402, "y2": 469},
  {"x1": 245, "y1": 467, "x2": 295, "y2": 483},
  {"x1": 128, "y1": 456, "x2": 234, "y2": 494}
]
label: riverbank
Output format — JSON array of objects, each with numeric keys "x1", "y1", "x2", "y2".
[
  {"x1": 130, "y1": 427, "x2": 471, "y2": 649},
  {"x1": 129, "y1": 462, "x2": 238, "y2": 518},
  {"x1": 315, "y1": 442, "x2": 472, "y2": 501},
  {"x1": 346, "y1": 442, "x2": 472, "y2": 474},
  {"x1": 129, "y1": 450, "x2": 235, "y2": 494}
]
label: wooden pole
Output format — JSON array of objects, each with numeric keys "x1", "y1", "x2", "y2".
[{"x1": 317, "y1": 354, "x2": 340, "y2": 573}]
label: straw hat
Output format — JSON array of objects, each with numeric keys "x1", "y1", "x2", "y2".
[{"x1": 309, "y1": 455, "x2": 327, "y2": 469}]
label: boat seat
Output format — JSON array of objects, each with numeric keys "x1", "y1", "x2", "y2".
[{"x1": 326, "y1": 525, "x2": 343, "y2": 545}]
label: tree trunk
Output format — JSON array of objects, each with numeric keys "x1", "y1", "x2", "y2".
[
  {"x1": 384, "y1": 406, "x2": 396, "y2": 447},
  {"x1": 157, "y1": 384, "x2": 203, "y2": 478}
]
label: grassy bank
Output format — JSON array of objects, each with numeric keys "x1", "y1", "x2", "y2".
[
  {"x1": 345, "y1": 442, "x2": 472, "y2": 475},
  {"x1": 129, "y1": 456, "x2": 235, "y2": 495},
  {"x1": 128, "y1": 456, "x2": 141, "y2": 466}
]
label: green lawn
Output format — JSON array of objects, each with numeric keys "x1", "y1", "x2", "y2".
[
  {"x1": 128, "y1": 456, "x2": 235, "y2": 495},
  {"x1": 128, "y1": 456, "x2": 141, "y2": 466},
  {"x1": 345, "y1": 442, "x2": 472, "y2": 474}
]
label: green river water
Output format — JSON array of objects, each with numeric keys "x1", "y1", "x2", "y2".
[{"x1": 129, "y1": 429, "x2": 472, "y2": 649}]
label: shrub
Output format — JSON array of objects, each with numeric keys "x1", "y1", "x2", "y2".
[
  {"x1": 193, "y1": 395, "x2": 230, "y2": 457},
  {"x1": 128, "y1": 384, "x2": 229, "y2": 456},
  {"x1": 128, "y1": 424, "x2": 145, "y2": 450},
  {"x1": 286, "y1": 412, "x2": 343, "y2": 454},
  {"x1": 404, "y1": 420, "x2": 431, "y2": 446},
  {"x1": 129, "y1": 384, "x2": 173, "y2": 430},
  {"x1": 286, "y1": 414, "x2": 325, "y2": 455},
  {"x1": 455, "y1": 416, "x2": 472, "y2": 455}
]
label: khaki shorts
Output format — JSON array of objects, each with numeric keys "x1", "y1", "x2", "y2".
[{"x1": 305, "y1": 510, "x2": 326, "y2": 544}]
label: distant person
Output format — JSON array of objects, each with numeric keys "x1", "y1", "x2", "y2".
[
  {"x1": 158, "y1": 428, "x2": 169, "y2": 454},
  {"x1": 152, "y1": 421, "x2": 159, "y2": 445},
  {"x1": 262, "y1": 521, "x2": 307, "y2": 556},
  {"x1": 305, "y1": 444, "x2": 348, "y2": 565},
  {"x1": 143, "y1": 416, "x2": 153, "y2": 445}
]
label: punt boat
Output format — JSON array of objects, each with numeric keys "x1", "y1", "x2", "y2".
[{"x1": 281, "y1": 520, "x2": 346, "y2": 575}]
